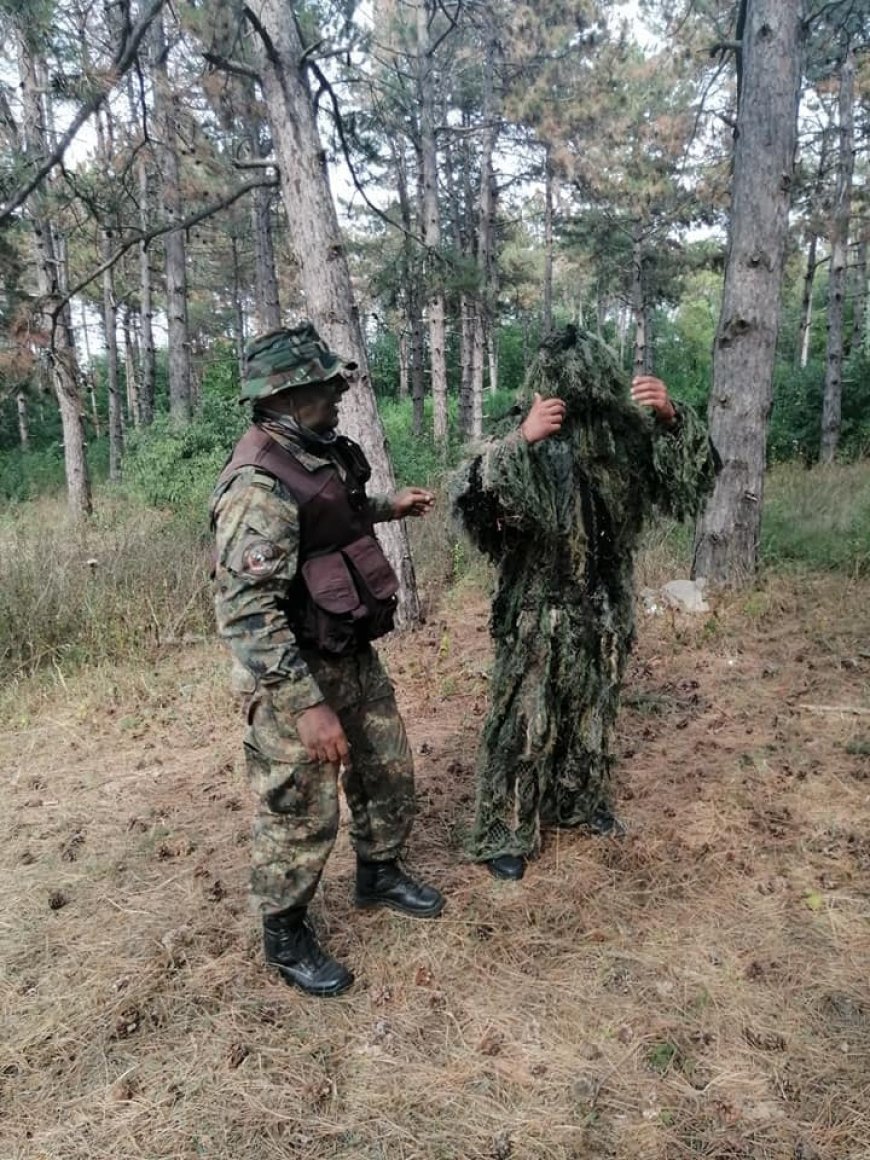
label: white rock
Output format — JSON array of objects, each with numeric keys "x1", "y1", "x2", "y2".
[{"x1": 661, "y1": 578, "x2": 710, "y2": 614}]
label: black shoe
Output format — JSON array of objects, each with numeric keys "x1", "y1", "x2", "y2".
[
  {"x1": 588, "y1": 807, "x2": 627, "y2": 837},
  {"x1": 263, "y1": 909, "x2": 354, "y2": 997},
  {"x1": 355, "y1": 859, "x2": 445, "y2": 918},
  {"x1": 485, "y1": 854, "x2": 526, "y2": 881}
]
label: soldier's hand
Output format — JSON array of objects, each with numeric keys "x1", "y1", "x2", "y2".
[
  {"x1": 631, "y1": 375, "x2": 677, "y2": 426},
  {"x1": 392, "y1": 487, "x2": 435, "y2": 519},
  {"x1": 520, "y1": 392, "x2": 566, "y2": 444},
  {"x1": 296, "y1": 704, "x2": 351, "y2": 767}
]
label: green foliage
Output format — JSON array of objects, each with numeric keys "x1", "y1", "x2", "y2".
[
  {"x1": 0, "y1": 437, "x2": 108, "y2": 503},
  {"x1": 769, "y1": 352, "x2": 870, "y2": 464},
  {"x1": 380, "y1": 388, "x2": 519, "y2": 488},
  {"x1": 123, "y1": 354, "x2": 245, "y2": 515},
  {"x1": 761, "y1": 461, "x2": 870, "y2": 576}
]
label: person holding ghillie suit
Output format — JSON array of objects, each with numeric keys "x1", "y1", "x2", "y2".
[{"x1": 452, "y1": 325, "x2": 717, "y2": 881}]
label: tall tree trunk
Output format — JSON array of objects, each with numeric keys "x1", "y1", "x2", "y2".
[
  {"x1": 151, "y1": 13, "x2": 191, "y2": 424},
  {"x1": 631, "y1": 221, "x2": 646, "y2": 377},
  {"x1": 487, "y1": 328, "x2": 498, "y2": 396},
  {"x1": 16, "y1": 391, "x2": 29, "y2": 449},
  {"x1": 796, "y1": 233, "x2": 818, "y2": 369},
  {"x1": 458, "y1": 295, "x2": 475, "y2": 437},
  {"x1": 416, "y1": 0, "x2": 448, "y2": 444},
  {"x1": 97, "y1": 106, "x2": 124, "y2": 481},
  {"x1": 101, "y1": 244, "x2": 124, "y2": 480},
  {"x1": 543, "y1": 143, "x2": 554, "y2": 334},
  {"x1": 391, "y1": 136, "x2": 424, "y2": 434},
  {"x1": 398, "y1": 329, "x2": 409, "y2": 399},
  {"x1": 248, "y1": 122, "x2": 282, "y2": 333},
  {"x1": 138, "y1": 159, "x2": 156, "y2": 425},
  {"x1": 231, "y1": 233, "x2": 246, "y2": 382},
  {"x1": 249, "y1": 0, "x2": 420, "y2": 624},
  {"x1": 123, "y1": 307, "x2": 141, "y2": 428},
  {"x1": 17, "y1": 35, "x2": 91, "y2": 518},
  {"x1": 692, "y1": 0, "x2": 803, "y2": 585},
  {"x1": 820, "y1": 42, "x2": 855, "y2": 464},
  {"x1": 472, "y1": 28, "x2": 499, "y2": 436},
  {"x1": 853, "y1": 234, "x2": 868, "y2": 356}
]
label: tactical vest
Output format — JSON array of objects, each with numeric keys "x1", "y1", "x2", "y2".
[{"x1": 217, "y1": 425, "x2": 399, "y2": 656}]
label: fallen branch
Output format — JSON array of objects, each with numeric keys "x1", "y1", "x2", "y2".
[{"x1": 799, "y1": 703, "x2": 870, "y2": 716}]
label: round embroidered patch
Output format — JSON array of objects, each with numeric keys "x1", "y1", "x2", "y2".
[{"x1": 241, "y1": 540, "x2": 284, "y2": 577}]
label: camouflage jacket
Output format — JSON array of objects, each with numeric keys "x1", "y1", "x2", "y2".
[{"x1": 210, "y1": 424, "x2": 395, "y2": 715}]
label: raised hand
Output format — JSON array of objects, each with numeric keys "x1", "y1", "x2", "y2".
[
  {"x1": 520, "y1": 392, "x2": 567, "y2": 444},
  {"x1": 630, "y1": 375, "x2": 677, "y2": 426}
]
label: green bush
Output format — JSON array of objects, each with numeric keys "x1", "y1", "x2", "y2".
[
  {"x1": 0, "y1": 437, "x2": 109, "y2": 503},
  {"x1": 123, "y1": 356, "x2": 245, "y2": 515}
]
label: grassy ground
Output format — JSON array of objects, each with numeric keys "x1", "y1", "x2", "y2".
[{"x1": 1, "y1": 481, "x2": 869, "y2": 1157}]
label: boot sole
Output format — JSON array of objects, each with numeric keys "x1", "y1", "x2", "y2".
[{"x1": 354, "y1": 895, "x2": 445, "y2": 919}]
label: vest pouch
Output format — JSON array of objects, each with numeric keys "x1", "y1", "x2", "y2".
[
  {"x1": 300, "y1": 551, "x2": 367, "y2": 655},
  {"x1": 341, "y1": 535, "x2": 399, "y2": 642}
]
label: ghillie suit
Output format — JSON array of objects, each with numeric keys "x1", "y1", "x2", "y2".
[{"x1": 452, "y1": 326, "x2": 717, "y2": 860}]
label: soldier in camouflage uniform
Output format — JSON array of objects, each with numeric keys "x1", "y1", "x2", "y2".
[
  {"x1": 211, "y1": 323, "x2": 444, "y2": 997},
  {"x1": 452, "y1": 326, "x2": 717, "y2": 881}
]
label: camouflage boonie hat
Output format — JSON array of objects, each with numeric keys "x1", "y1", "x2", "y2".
[{"x1": 240, "y1": 322, "x2": 358, "y2": 403}]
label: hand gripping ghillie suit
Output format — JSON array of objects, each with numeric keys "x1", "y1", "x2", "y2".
[{"x1": 452, "y1": 327, "x2": 717, "y2": 863}]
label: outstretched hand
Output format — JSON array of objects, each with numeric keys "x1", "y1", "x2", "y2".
[
  {"x1": 631, "y1": 375, "x2": 677, "y2": 426},
  {"x1": 392, "y1": 487, "x2": 435, "y2": 519},
  {"x1": 520, "y1": 392, "x2": 566, "y2": 444}
]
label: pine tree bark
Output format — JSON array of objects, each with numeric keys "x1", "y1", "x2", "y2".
[
  {"x1": 16, "y1": 391, "x2": 29, "y2": 449},
  {"x1": 543, "y1": 144, "x2": 554, "y2": 334},
  {"x1": 123, "y1": 307, "x2": 141, "y2": 428},
  {"x1": 692, "y1": 0, "x2": 803, "y2": 585},
  {"x1": 796, "y1": 233, "x2": 818, "y2": 369},
  {"x1": 247, "y1": 121, "x2": 282, "y2": 333},
  {"x1": 151, "y1": 12, "x2": 191, "y2": 424},
  {"x1": 416, "y1": 0, "x2": 448, "y2": 444},
  {"x1": 17, "y1": 35, "x2": 91, "y2": 518},
  {"x1": 96, "y1": 107, "x2": 124, "y2": 481},
  {"x1": 138, "y1": 159, "x2": 156, "y2": 425},
  {"x1": 248, "y1": 0, "x2": 420, "y2": 625},
  {"x1": 631, "y1": 221, "x2": 646, "y2": 377},
  {"x1": 472, "y1": 27, "x2": 499, "y2": 435},
  {"x1": 853, "y1": 234, "x2": 868, "y2": 355},
  {"x1": 820, "y1": 42, "x2": 855, "y2": 464}
]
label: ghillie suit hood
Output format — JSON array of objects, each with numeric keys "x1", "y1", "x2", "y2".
[{"x1": 451, "y1": 325, "x2": 717, "y2": 858}]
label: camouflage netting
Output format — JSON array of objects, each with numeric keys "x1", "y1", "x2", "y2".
[{"x1": 451, "y1": 326, "x2": 717, "y2": 860}]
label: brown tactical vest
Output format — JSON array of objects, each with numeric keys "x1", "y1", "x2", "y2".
[{"x1": 216, "y1": 425, "x2": 399, "y2": 655}]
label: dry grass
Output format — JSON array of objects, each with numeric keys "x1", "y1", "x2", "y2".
[{"x1": 1, "y1": 561, "x2": 869, "y2": 1160}]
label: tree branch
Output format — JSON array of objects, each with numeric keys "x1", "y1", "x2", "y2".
[
  {"x1": 306, "y1": 59, "x2": 430, "y2": 254},
  {"x1": 51, "y1": 175, "x2": 279, "y2": 317},
  {"x1": 202, "y1": 51, "x2": 260, "y2": 81},
  {"x1": 0, "y1": 0, "x2": 167, "y2": 226}
]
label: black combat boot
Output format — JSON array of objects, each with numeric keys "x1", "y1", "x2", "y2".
[
  {"x1": 484, "y1": 853, "x2": 526, "y2": 881},
  {"x1": 263, "y1": 908, "x2": 354, "y2": 997},
  {"x1": 355, "y1": 859, "x2": 445, "y2": 918}
]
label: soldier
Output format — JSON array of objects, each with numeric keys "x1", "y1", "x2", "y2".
[
  {"x1": 211, "y1": 323, "x2": 444, "y2": 998},
  {"x1": 452, "y1": 326, "x2": 718, "y2": 881}
]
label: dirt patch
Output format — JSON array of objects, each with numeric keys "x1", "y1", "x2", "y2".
[{"x1": 1, "y1": 573, "x2": 868, "y2": 1159}]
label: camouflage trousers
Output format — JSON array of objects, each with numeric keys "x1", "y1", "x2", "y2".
[
  {"x1": 243, "y1": 646, "x2": 415, "y2": 914},
  {"x1": 471, "y1": 607, "x2": 629, "y2": 861}
]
